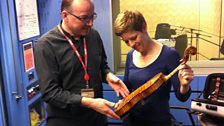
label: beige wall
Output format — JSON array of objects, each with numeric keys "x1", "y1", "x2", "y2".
[{"x1": 118, "y1": 0, "x2": 223, "y2": 62}]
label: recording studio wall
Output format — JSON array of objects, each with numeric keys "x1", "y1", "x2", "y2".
[{"x1": 118, "y1": 0, "x2": 224, "y2": 61}]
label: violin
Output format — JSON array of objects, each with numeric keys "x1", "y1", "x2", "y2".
[{"x1": 114, "y1": 46, "x2": 197, "y2": 118}]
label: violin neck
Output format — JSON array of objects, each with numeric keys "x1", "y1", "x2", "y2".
[{"x1": 164, "y1": 66, "x2": 179, "y2": 80}]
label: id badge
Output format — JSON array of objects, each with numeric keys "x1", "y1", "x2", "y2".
[{"x1": 81, "y1": 88, "x2": 94, "y2": 98}]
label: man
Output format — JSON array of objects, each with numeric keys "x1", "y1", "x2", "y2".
[{"x1": 34, "y1": 0, "x2": 129, "y2": 126}]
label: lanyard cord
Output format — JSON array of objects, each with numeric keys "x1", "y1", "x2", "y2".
[{"x1": 58, "y1": 25, "x2": 90, "y2": 87}]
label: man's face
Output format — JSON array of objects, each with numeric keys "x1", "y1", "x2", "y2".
[{"x1": 64, "y1": 0, "x2": 96, "y2": 38}]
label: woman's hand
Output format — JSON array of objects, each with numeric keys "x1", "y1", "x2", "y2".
[{"x1": 178, "y1": 64, "x2": 194, "y2": 93}]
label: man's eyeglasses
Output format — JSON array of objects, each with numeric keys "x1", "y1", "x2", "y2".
[{"x1": 67, "y1": 11, "x2": 97, "y2": 23}]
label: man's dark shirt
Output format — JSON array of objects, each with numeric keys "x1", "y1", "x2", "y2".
[{"x1": 34, "y1": 25, "x2": 110, "y2": 126}]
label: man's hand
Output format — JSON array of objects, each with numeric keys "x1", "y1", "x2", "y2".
[
  {"x1": 81, "y1": 97, "x2": 120, "y2": 120},
  {"x1": 106, "y1": 72, "x2": 129, "y2": 98}
]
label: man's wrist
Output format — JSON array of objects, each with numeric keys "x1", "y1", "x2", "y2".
[
  {"x1": 81, "y1": 97, "x2": 93, "y2": 108},
  {"x1": 106, "y1": 72, "x2": 113, "y2": 82}
]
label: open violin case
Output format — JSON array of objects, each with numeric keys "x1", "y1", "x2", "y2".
[{"x1": 191, "y1": 73, "x2": 224, "y2": 118}]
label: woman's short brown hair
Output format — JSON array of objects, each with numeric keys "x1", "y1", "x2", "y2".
[{"x1": 114, "y1": 10, "x2": 146, "y2": 36}]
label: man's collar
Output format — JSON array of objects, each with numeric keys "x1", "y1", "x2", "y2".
[
  {"x1": 59, "y1": 22, "x2": 74, "y2": 40},
  {"x1": 59, "y1": 21, "x2": 85, "y2": 42}
]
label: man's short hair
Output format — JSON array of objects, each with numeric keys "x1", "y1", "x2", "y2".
[{"x1": 61, "y1": 0, "x2": 74, "y2": 12}]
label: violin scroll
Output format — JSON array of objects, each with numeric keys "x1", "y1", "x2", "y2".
[{"x1": 180, "y1": 46, "x2": 197, "y2": 64}]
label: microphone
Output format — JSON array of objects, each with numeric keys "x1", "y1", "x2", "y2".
[{"x1": 220, "y1": 40, "x2": 224, "y2": 55}]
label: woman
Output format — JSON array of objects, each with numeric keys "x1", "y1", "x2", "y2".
[{"x1": 114, "y1": 10, "x2": 194, "y2": 126}]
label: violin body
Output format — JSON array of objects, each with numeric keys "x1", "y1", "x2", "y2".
[
  {"x1": 114, "y1": 46, "x2": 197, "y2": 118},
  {"x1": 114, "y1": 72, "x2": 167, "y2": 117}
]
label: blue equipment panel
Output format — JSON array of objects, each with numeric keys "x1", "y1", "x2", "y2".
[
  {"x1": 0, "y1": 0, "x2": 62, "y2": 125},
  {"x1": 0, "y1": 58, "x2": 6, "y2": 126}
]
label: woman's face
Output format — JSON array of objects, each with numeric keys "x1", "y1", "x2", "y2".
[{"x1": 121, "y1": 30, "x2": 148, "y2": 53}]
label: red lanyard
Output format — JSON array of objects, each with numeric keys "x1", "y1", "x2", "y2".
[{"x1": 58, "y1": 25, "x2": 90, "y2": 87}]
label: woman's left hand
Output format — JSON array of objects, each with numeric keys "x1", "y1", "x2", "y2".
[{"x1": 178, "y1": 64, "x2": 194, "y2": 93}]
